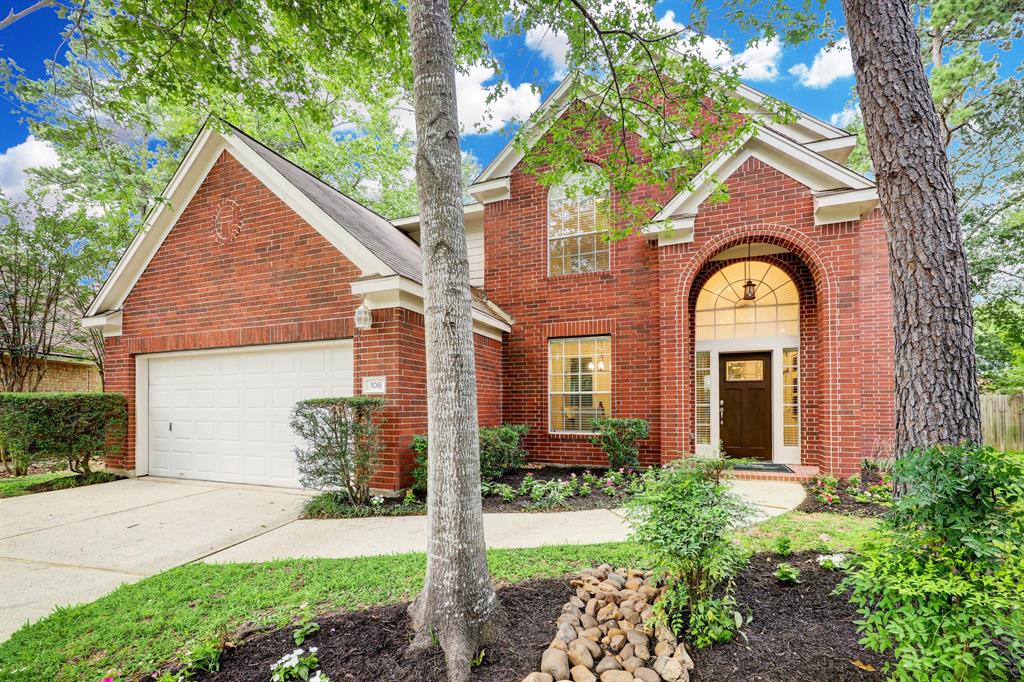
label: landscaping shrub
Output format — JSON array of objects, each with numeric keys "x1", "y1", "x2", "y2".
[
  {"x1": 0, "y1": 392, "x2": 126, "y2": 475},
  {"x1": 410, "y1": 423, "x2": 529, "y2": 492},
  {"x1": 844, "y1": 444, "x2": 1024, "y2": 681},
  {"x1": 590, "y1": 417, "x2": 648, "y2": 470},
  {"x1": 625, "y1": 457, "x2": 753, "y2": 648},
  {"x1": 290, "y1": 396, "x2": 385, "y2": 504}
]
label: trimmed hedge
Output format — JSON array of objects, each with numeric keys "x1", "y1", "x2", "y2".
[
  {"x1": 411, "y1": 423, "x2": 529, "y2": 493},
  {"x1": 291, "y1": 396, "x2": 386, "y2": 504},
  {"x1": 0, "y1": 392, "x2": 127, "y2": 475}
]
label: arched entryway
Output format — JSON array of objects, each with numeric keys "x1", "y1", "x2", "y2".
[{"x1": 687, "y1": 242, "x2": 821, "y2": 465}]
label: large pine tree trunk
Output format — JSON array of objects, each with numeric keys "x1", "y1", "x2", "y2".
[
  {"x1": 842, "y1": 0, "x2": 982, "y2": 455},
  {"x1": 405, "y1": 0, "x2": 501, "y2": 679}
]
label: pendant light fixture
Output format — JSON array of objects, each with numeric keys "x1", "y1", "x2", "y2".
[{"x1": 742, "y1": 242, "x2": 757, "y2": 301}]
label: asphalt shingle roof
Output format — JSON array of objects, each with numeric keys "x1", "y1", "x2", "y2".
[{"x1": 230, "y1": 126, "x2": 423, "y2": 283}]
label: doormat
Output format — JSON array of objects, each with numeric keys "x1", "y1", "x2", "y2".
[{"x1": 729, "y1": 462, "x2": 794, "y2": 473}]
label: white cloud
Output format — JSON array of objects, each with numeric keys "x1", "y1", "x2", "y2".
[
  {"x1": 0, "y1": 135, "x2": 59, "y2": 200},
  {"x1": 732, "y1": 37, "x2": 783, "y2": 81},
  {"x1": 830, "y1": 102, "x2": 860, "y2": 127},
  {"x1": 525, "y1": 25, "x2": 571, "y2": 79},
  {"x1": 457, "y1": 65, "x2": 541, "y2": 134},
  {"x1": 657, "y1": 11, "x2": 782, "y2": 82},
  {"x1": 789, "y1": 38, "x2": 854, "y2": 89}
]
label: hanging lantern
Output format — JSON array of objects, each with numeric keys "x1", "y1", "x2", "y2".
[
  {"x1": 742, "y1": 242, "x2": 757, "y2": 300},
  {"x1": 354, "y1": 302, "x2": 373, "y2": 330}
]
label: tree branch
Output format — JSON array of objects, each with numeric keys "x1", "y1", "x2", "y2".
[{"x1": 0, "y1": 0, "x2": 57, "y2": 30}]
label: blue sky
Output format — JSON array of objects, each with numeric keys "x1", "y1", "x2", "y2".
[{"x1": 1, "y1": 1, "x2": 1020, "y2": 196}]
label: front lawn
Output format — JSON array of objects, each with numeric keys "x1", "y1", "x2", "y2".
[
  {"x1": 0, "y1": 471, "x2": 76, "y2": 498},
  {"x1": 0, "y1": 511, "x2": 876, "y2": 682},
  {"x1": 0, "y1": 470, "x2": 122, "y2": 498}
]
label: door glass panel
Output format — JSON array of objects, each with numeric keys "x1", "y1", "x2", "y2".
[{"x1": 724, "y1": 359, "x2": 764, "y2": 382}]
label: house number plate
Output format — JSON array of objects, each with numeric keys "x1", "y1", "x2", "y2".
[{"x1": 362, "y1": 376, "x2": 387, "y2": 394}]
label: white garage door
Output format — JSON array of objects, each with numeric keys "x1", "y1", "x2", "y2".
[{"x1": 147, "y1": 340, "x2": 353, "y2": 488}]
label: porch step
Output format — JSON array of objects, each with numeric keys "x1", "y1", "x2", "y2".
[{"x1": 726, "y1": 464, "x2": 819, "y2": 482}]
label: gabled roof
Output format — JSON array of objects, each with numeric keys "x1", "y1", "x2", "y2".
[
  {"x1": 471, "y1": 74, "x2": 857, "y2": 188},
  {"x1": 230, "y1": 127, "x2": 422, "y2": 282},
  {"x1": 643, "y1": 124, "x2": 877, "y2": 242},
  {"x1": 86, "y1": 122, "x2": 423, "y2": 317}
]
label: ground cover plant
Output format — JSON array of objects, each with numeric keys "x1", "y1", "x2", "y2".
[
  {"x1": 844, "y1": 445, "x2": 1024, "y2": 681},
  {"x1": 301, "y1": 465, "x2": 642, "y2": 518},
  {"x1": 799, "y1": 458, "x2": 894, "y2": 517}
]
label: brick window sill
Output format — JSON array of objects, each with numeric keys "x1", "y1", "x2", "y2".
[{"x1": 546, "y1": 271, "x2": 614, "y2": 284}]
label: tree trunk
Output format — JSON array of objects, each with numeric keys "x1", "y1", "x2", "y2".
[
  {"x1": 405, "y1": 0, "x2": 501, "y2": 679},
  {"x1": 842, "y1": 0, "x2": 982, "y2": 455}
]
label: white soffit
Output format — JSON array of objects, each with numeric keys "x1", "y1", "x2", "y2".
[
  {"x1": 85, "y1": 125, "x2": 396, "y2": 323},
  {"x1": 350, "y1": 275, "x2": 512, "y2": 340},
  {"x1": 391, "y1": 202, "x2": 485, "y2": 232}
]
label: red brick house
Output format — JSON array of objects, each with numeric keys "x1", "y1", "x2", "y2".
[{"x1": 84, "y1": 81, "x2": 894, "y2": 490}]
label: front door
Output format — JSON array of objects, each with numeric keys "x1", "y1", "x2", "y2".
[{"x1": 719, "y1": 352, "x2": 772, "y2": 460}]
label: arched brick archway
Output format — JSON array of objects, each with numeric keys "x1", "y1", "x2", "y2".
[{"x1": 659, "y1": 223, "x2": 846, "y2": 472}]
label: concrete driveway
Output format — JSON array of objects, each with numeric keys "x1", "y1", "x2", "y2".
[{"x1": 0, "y1": 477, "x2": 309, "y2": 641}]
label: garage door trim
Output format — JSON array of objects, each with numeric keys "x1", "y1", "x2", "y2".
[{"x1": 134, "y1": 339, "x2": 354, "y2": 482}]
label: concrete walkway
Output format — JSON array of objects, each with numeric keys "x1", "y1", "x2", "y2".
[{"x1": 0, "y1": 476, "x2": 803, "y2": 641}]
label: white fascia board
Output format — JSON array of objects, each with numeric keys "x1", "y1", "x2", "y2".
[
  {"x1": 805, "y1": 135, "x2": 857, "y2": 164},
  {"x1": 350, "y1": 276, "x2": 513, "y2": 337},
  {"x1": 86, "y1": 127, "x2": 221, "y2": 316},
  {"x1": 735, "y1": 83, "x2": 849, "y2": 141},
  {"x1": 652, "y1": 126, "x2": 874, "y2": 226},
  {"x1": 82, "y1": 310, "x2": 123, "y2": 337},
  {"x1": 813, "y1": 187, "x2": 880, "y2": 225},
  {"x1": 86, "y1": 125, "x2": 396, "y2": 319},
  {"x1": 475, "y1": 76, "x2": 576, "y2": 184},
  {"x1": 642, "y1": 216, "x2": 696, "y2": 246},
  {"x1": 391, "y1": 203, "x2": 484, "y2": 231},
  {"x1": 467, "y1": 177, "x2": 510, "y2": 204}
]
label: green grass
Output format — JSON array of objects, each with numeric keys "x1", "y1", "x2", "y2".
[
  {"x1": 0, "y1": 471, "x2": 75, "y2": 498},
  {"x1": 0, "y1": 511, "x2": 877, "y2": 681},
  {"x1": 735, "y1": 511, "x2": 879, "y2": 554}
]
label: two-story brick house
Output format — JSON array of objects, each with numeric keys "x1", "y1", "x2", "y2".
[{"x1": 85, "y1": 79, "x2": 895, "y2": 490}]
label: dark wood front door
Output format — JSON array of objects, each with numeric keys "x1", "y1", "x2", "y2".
[{"x1": 719, "y1": 352, "x2": 772, "y2": 460}]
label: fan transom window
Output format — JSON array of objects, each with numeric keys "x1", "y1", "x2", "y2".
[{"x1": 695, "y1": 261, "x2": 800, "y2": 341}]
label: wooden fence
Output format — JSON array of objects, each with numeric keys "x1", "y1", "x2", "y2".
[{"x1": 981, "y1": 393, "x2": 1024, "y2": 452}]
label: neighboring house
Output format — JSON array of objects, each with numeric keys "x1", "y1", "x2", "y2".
[
  {"x1": 0, "y1": 352, "x2": 102, "y2": 393},
  {"x1": 83, "y1": 79, "x2": 894, "y2": 490}
]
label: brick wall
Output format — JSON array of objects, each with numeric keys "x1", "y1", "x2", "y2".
[
  {"x1": 104, "y1": 150, "x2": 509, "y2": 488},
  {"x1": 487, "y1": 150, "x2": 895, "y2": 474},
  {"x1": 1, "y1": 357, "x2": 102, "y2": 393}
]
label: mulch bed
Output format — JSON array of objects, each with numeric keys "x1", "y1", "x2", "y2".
[
  {"x1": 481, "y1": 465, "x2": 630, "y2": 513},
  {"x1": 189, "y1": 551, "x2": 888, "y2": 682},
  {"x1": 194, "y1": 579, "x2": 573, "y2": 682},
  {"x1": 690, "y1": 552, "x2": 888, "y2": 681}
]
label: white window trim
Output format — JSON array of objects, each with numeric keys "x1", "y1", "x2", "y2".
[
  {"x1": 695, "y1": 337, "x2": 801, "y2": 464},
  {"x1": 548, "y1": 336, "x2": 612, "y2": 435},
  {"x1": 546, "y1": 170, "x2": 612, "y2": 277}
]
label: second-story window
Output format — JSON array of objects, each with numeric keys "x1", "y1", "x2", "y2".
[{"x1": 548, "y1": 166, "x2": 610, "y2": 276}]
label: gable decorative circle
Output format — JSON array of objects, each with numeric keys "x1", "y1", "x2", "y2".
[{"x1": 213, "y1": 199, "x2": 242, "y2": 244}]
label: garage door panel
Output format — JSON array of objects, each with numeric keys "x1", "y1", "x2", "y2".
[{"x1": 147, "y1": 340, "x2": 353, "y2": 488}]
